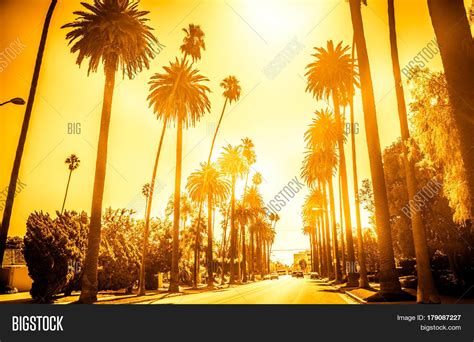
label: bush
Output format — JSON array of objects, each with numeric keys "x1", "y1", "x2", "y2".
[
  {"x1": 98, "y1": 209, "x2": 141, "y2": 292},
  {"x1": 24, "y1": 208, "x2": 153, "y2": 300},
  {"x1": 24, "y1": 211, "x2": 88, "y2": 302},
  {"x1": 144, "y1": 218, "x2": 173, "y2": 290}
]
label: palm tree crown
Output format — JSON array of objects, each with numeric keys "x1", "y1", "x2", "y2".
[
  {"x1": 220, "y1": 76, "x2": 241, "y2": 104},
  {"x1": 62, "y1": 0, "x2": 158, "y2": 77},
  {"x1": 148, "y1": 58, "x2": 211, "y2": 128},
  {"x1": 186, "y1": 162, "x2": 231, "y2": 204},
  {"x1": 305, "y1": 40, "x2": 358, "y2": 101},
  {"x1": 65, "y1": 154, "x2": 80, "y2": 171},
  {"x1": 180, "y1": 23, "x2": 206, "y2": 62},
  {"x1": 218, "y1": 144, "x2": 247, "y2": 179}
]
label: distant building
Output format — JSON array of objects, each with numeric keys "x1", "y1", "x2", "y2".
[{"x1": 293, "y1": 250, "x2": 311, "y2": 272}]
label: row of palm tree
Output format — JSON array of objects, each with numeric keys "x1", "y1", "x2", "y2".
[{"x1": 299, "y1": 0, "x2": 467, "y2": 303}]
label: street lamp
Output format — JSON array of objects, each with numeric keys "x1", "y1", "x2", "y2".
[{"x1": 0, "y1": 97, "x2": 26, "y2": 107}]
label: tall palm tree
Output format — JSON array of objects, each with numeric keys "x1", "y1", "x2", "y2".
[
  {"x1": 427, "y1": 0, "x2": 474, "y2": 219},
  {"x1": 305, "y1": 41, "x2": 359, "y2": 286},
  {"x1": 218, "y1": 144, "x2": 247, "y2": 284},
  {"x1": 347, "y1": 37, "x2": 370, "y2": 288},
  {"x1": 62, "y1": 0, "x2": 158, "y2": 303},
  {"x1": 244, "y1": 185, "x2": 265, "y2": 279},
  {"x1": 388, "y1": 0, "x2": 439, "y2": 303},
  {"x1": 139, "y1": 22, "x2": 206, "y2": 295},
  {"x1": 137, "y1": 183, "x2": 152, "y2": 294},
  {"x1": 348, "y1": 0, "x2": 403, "y2": 298},
  {"x1": 148, "y1": 58, "x2": 211, "y2": 292},
  {"x1": 186, "y1": 162, "x2": 231, "y2": 286},
  {"x1": 0, "y1": 0, "x2": 57, "y2": 267},
  {"x1": 208, "y1": 76, "x2": 241, "y2": 162},
  {"x1": 240, "y1": 137, "x2": 256, "y2": 281},
  {"x1": 61, "y1": 154, "x2": 80, "y2": 214}
]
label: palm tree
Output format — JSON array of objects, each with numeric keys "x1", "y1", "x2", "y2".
[
  {"x1": 186, "y1": 162, "x2": 231, "y2": 286},
  {"x1": 348, "y1": 0, "x2": 403, "y2": 298},
  {"x1": 302, "y1": 109, "x2": 341, "y2": 280},
  {"x1": 148, "y1": 58, "x2": 211, "y2": 292},
  {"x1": 180, "y1": 24, "x2": 206, "y2": 62},
  {"x1": 139, "y1": 22, "x2": 206, "y2": 295},
  {"x1": 346, "y1": 37, "x2": 370, "y2": 288},
  {"x1": 244, "y1": 185, "x2": 265, "y2": 279},
  {"x1": 388, "y1": 0, "x2": 439, "y2": 303},
  {"x1": 427, "y1": 0, "x2": 474, "y2": 219},
  {"x1": 240, "y1": 137, "x2": 256, "y2": 281},
  {"x1": 208, "y1": 76, "x2": 242, "y2": 163},
  {"x1": 62, "y1": 0, "x2": 158, "y2": 303},
  {"x1": 0, "y1": 0, "x2": 57, "y2": 267},
  {"x1": 305, "y1": 41, "x2": 359, "y2": 286},
  {"x1": 138, "y1": 183, "x2": 152, "y2": 294},
  {"x1": 218, "y1": 144, "x2": 247, "y2": 284},
  {"x1": 61, "y1": 154, "x2": 80, "y2": 214}
]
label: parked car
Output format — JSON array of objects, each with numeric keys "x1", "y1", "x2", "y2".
[
  {"x1": 310, "y1": 272, "x2": 320, "y2": 279},
  {"x1": 270, "y1": 272, "x2": 279, "y2": 280},
  {"x1": 295, "y1": 271, "x2": 304, "y2": 278},
  {"x1": 291, "y1": 271, "x2": 297, "y2": 277}
]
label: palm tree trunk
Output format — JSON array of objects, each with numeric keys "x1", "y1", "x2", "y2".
[
  {"x1": 242, "y1": 222, "x2": 247, "y2": 282},
  {"x1": 79, "y1": 57, "x2": 117, "y2": 304},
  {"x1": 327, "y1": 180, "x2": 341, "y2": 281},
  {"x1": 323, "y1": 199, "x2": 333, "y2": 279},
  {"x1": 208, "y1": 98, "x2": 228, "y2": 163},
  {"x1": 349, "y1": 0, "x2": 402, "y2": 296},
  {"x1": 169, "y1": 117, "x2": 183, "y2": 293},
  {"x1": 333, "y1": 92, "x2": 358, "y2": 287},
  {"x1": 193, "y1": 204, "x2": 203, "y2": 287},
  {"x1": 349, "y1": 35, "x2": 370, "y2": 289},
  {"x1": 389, "y1": 0, "x2": 439, "y2": 303},
  {"x1": 138, "y1": 122, "x2": 167, "y2": 296},
  {"x1": 317, "y1": 218, "x2": 326, "y2": 276},
  {"x1": 0, "y1": 0, "x2": 57, "y2": 267},
  {"x1": 220, "y1": 213, "x2": 228, "y2": 285},
  {"x1": 207, "y1": 194, "x2": 214, "y2": 286},
  {"x1": 427, "y1": 0, "x2": 474, "y2": 220},
  {"x1": 338, "y1": 174, "x2": 346, "y2": 277},
  {"x1": 229, "y1": 176, "x2": 237, "y2": 284},
  {"x1": 61, "y1": 169, "x2": 73, "y2": 214},
  {"x1": 250, "y1": 229, "x2": 255, "y2": 280}
]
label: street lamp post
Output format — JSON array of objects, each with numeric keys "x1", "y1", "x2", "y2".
[{"x1": 0, "y1": 98, "x2": 26, "y2": 107}]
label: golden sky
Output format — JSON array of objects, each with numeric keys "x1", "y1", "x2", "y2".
[{"x1": 1, "y1": 0, "x2": 470, "y2": 265}]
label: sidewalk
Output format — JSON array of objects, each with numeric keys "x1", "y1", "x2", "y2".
[
  {"x1": 334, "y1": 282, "x2": 474, "y2": 304},
  {"x1": 0, "y1": 282, "x2": 254, "y2": 304}
]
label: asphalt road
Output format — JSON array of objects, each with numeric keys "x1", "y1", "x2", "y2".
[{"x1": 144, "y1": 275, "x2": 358, "y2": 304}]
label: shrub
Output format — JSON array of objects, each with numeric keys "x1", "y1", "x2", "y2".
[
  {"x1": 24, "y1": 211, "x2": 88, "y2": 302},
  {"x1": 97, "y1": 208, "x2": 141, "y2": 292},
  {"x1": 144, "y1": 218, "x2": 173, "y2": 289}
]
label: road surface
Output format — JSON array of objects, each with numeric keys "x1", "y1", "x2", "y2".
[{"x1": 144, "y1": 275, "x2": 358, "y2": 304}]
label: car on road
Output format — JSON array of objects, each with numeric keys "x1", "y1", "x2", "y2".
[
  {"x1": 291, "y1": 271, "x2": 297, "y2": 277},
  {"x1": 270, "y1": 272, "x2": 279, "y2": 280},
  {"x1": 310, "y1": 272, "x2": 320, "y2": 279},
  {"x1": 295, "y1": 271, "x2": 304, "y2": 278}
]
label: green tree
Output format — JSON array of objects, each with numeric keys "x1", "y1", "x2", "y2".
[{"x1": 427, "y1": 0, "x2": 474, "y2": 220}]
